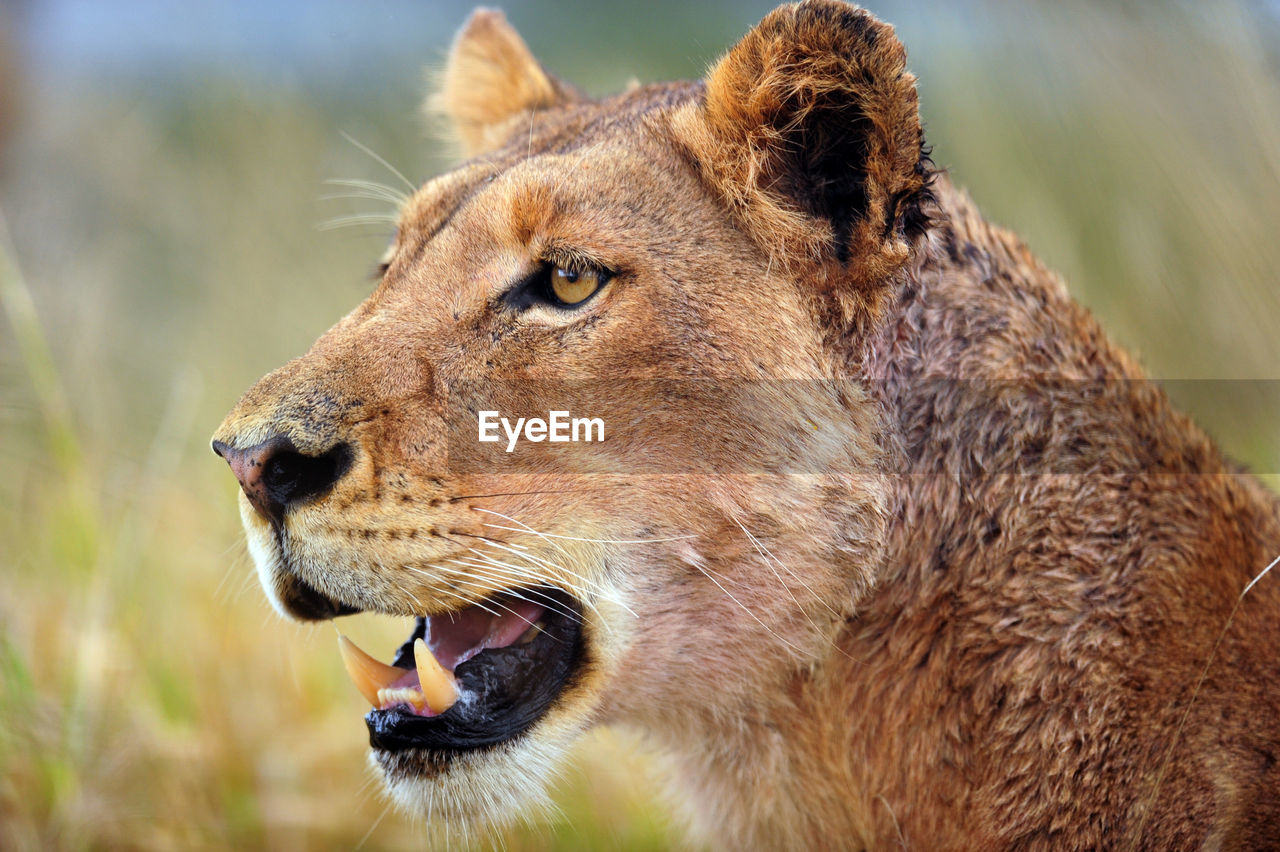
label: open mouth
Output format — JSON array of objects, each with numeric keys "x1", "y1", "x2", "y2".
[{"x1": 338, "y1": 588, "x2": 585, "y2": 755}]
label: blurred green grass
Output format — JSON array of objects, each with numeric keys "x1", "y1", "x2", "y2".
[{"x1": 2, "y1": 1, "x2": 1279, "y2": 849}]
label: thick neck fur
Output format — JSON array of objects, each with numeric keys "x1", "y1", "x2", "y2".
[{"x1": 658, "y1": 177, "x2": 1280, "y2": 850}]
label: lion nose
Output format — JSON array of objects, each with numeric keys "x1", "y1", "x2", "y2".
[{"x1": 211, "y1": 436, "x2": 353, "y2": 525}]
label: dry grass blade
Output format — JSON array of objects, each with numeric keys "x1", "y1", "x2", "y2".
[{"x1": 0, "y1": 207, "x2": 83, "y2": 477}]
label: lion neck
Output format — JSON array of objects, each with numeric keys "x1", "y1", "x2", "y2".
[
  {"x1": 654, "y1": 177, "x2": 1253, "y2": 848},
  {"x1": 861, "y1": 175, "x2": 1227, "y2": 576}
]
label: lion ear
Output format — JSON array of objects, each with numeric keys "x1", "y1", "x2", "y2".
[
  {"x1": 430, "y1": 8, "x2": 579, "y2": 156},
  {"x1": 678, "y1": 0, "x2": 933, "y2": 289}
]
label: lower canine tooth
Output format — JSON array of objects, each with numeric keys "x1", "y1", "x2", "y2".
[{"x1": 414, "y1": 638, "x2": 458, "y2": 712}]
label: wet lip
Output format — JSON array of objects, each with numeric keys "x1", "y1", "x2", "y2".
[{"x1": 358, "y1": 588, "x2": 584, "y2": 754}]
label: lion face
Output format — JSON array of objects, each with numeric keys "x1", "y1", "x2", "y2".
[{"x1": 212, "y1": 1, "x2": 930, "y2": 833}]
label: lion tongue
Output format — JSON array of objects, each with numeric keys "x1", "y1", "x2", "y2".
[{"x1": 426, "y1": 598, "x2": 546, "y2": 671}]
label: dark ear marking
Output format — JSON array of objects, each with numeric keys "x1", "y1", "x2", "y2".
[{"x1": 675, "y1": 0, "x2": 935, "y2": 288}]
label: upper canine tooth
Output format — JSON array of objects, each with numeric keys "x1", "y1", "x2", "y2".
[
  {"x1": 414, "y1": 638, "x2": 458, "y2": 712},
  {"x1": 337, "y1": 634, "x2": 405, "y2": 707}
]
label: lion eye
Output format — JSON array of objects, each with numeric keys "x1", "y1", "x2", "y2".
[
  {"x1": 549, "y1": 265, "x2": 604, "y2": 307},
  {"x1": 501, "y1": 260, "x2": 611, "y2": 312}
]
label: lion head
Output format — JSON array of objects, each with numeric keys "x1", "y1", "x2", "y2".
[{"x1": 212, "y1": 0, "x2": 932, "y2": 835}]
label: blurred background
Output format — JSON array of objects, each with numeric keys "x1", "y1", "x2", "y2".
[{"x1": 2, "y1": 0, "x2": 1279, "y2": 848}]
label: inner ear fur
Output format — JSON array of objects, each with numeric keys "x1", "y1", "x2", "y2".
[
  {"x1": 430, "y1": 8, "x2": 579, "y2": 156},
  {"x1": 676, "y1": 0, "x2": 933, "y2": 289}
]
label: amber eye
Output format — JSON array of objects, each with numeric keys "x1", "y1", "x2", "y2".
[{"x1": 549, "y1": 265, "x2": 604, "y2": 307}]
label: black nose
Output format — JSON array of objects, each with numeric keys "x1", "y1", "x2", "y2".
[{"x1": 212, "y1": 436, "x2": 353, "y2": 525}]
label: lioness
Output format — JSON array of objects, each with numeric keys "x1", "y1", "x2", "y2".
[{"x1": 211, "y1": 2, "x2": 1280, "y2": 848}]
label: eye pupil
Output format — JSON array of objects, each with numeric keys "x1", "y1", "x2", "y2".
[{"x1": 547, "y1": 264, "x2": 604, "y2": 307}]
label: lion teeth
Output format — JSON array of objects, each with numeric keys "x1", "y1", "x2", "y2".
[
  {"x1": 337, "y1": 634, "x2": 406, "y2": 707},
  {"x1": 377, "y1": 686, "x2": 428, "y2": 711},
  {"x1": 336, "y1": 633, "x2": 457, "y2": 714},
  {"x1": 414, "y1": 638, "x2": 459, "y2": 712}
]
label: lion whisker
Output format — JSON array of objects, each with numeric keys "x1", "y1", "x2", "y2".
[
  {"x1": 355, "y1": 799, "x2": 394, "y2": 850},
  {"x1": 318, "y1": 212, "x2": 401, "y2": 231},
  {"x1": 686, "y1": 556, "x2": 811, "y2": 659},
  {"x1": 317, "y1": 193, "x2": 402, "y2": 209},
  {"x1": 419, "y1": 557, "x2": 552, "y2": 616},
  {"x1": 447, "y1": 529, "x2": 618, "y2": 602},
  {"x1": 406, "y1": 565, "x2": 506, "y2": 618},
  {"x1": 448, "y1": 488, "x2": 608, "y2": 502},
  {"x1": 876, "y1": 794, "x2": 908, "y2": 850},
  {"x1": 464, "y1": 533, "x2": 635, "y2": 617},
  {"x1": 443, "y1": 559, "x2": 586, "y2": 626},
  {"x1": 433, "y1": 565, "x2": 569, "y2": 631},
  {"x1": 214, "y1": 545, "x2": 252, "y2": 604},
  {"x1": 454, "y1": 548, "x2": 606, "y2": 627},
  {"x1": 476, "y1": 518, "x2": 695, "y2": 545},
  {"x1": 457, "y1": 513, "x2": 579, "y2": 566},
  {"x1": 464, "y1": 539, "x2": 628, "y2": 629},
  {"x1": 426, "y1": 562, "x2": 582, "y2": 648},
  {"x1": 322, "y1": 177, "x2": 410, "y2": 205},
  {"x1": 340, "y1": 130, "x2": 417, "y2": 193},
  {"x1": 461, "y1": 550, "x2": 619, "y2": 639},
  {"x1": 733, "y1": 515, "x2": 846, "y2": 619},
  {"x1": 732, "y1": 514, "x2": 836, "y2": 642},
  {"x1": 377, "y1": 554, "x2": 428, "y2": 612},
  {"x1": 462, "y1": 511, "x2": 642, "y2": 623}
]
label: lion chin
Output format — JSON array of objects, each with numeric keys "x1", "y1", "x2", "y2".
[
  {"x1": 212, "y1": 2, "x2": 1280, "y2": 849},
  {"x1": 373, "y1": 728, "x2": 569, "y2": 840}
]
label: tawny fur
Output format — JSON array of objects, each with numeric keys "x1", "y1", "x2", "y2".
[
  {"x1": 213, "y1": 2, "x2": 1280, "y2": 848},
  {"x1": 427, "y1": 8, "x2": 579, "y2": 157}
]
